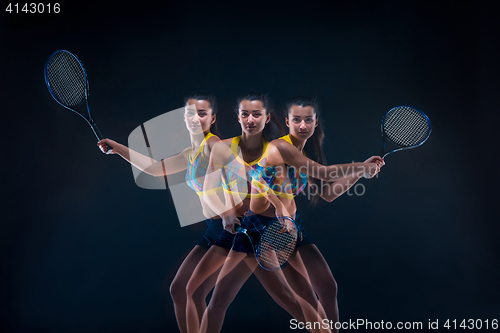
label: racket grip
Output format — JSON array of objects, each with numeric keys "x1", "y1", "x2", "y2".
[
  {"x1": 98, "y1": 142, "x2": 114, "y2": 155},
  {"x1": 234, "y1": 224, "x2": 247, "y2": 233},
  {"x1": 104, "y1": 145, "x2": 113, "y2": 155},
  {"x1": 92, "y1": 124, "x2": 113, "y2": 155}
]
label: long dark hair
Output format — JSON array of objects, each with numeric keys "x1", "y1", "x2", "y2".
[
  {"x1": 235, "y1": 91, "x2": 284, "y2": 142},
  {"x1": 285, "y1": 96, "x2": 326, "y2": 205},
  {"x1": 184, "y1": 91, "x2": 219, "y2": 137}
]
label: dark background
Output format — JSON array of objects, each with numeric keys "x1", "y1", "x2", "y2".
[{"x1": 1, "y1": 1, "x2": 499, "y2": 332}]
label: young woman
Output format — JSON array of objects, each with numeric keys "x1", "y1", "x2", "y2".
[
  {"x1": 97, "y1": 92, "x2": 222, "y2": 333},
  {"x1": 185, "y1": 92, "x2": 327, "y2": 333},
  {"x1": 249, "y1": 96, "x2": 385, "y2": 332},
  {"x1": 189, "y1": 93, "x2": 382, "y2": 333}
]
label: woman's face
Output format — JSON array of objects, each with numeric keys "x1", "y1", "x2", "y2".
[
  {"x1": 184, "y1": 99, "x2": 215, "y2": 134},
  {"x1": 238, "y1": 100, "x2": 270, "y2": 136},
  {"x1": 286, "y1": 104, "x2": 318, "y2": 140}
]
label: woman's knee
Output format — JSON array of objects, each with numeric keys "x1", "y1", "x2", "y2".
[
  {"x1": 187, "y1": 279, "x2": 212, "y2": 304},
  {"x1": 206, "y1": 293, "x2": 233, "y2": 314},
  {"x1": 185, "y1": 278, "x2": 199, "y2": 298},
  {"x1": 170, "y1": 275, "x2": 187, "y2": 301},
  {"x1": 315, "y1": 276, "x2": 338, "y2": 300},
  {"x1": 271, "y1": 286, "x2": 301, "y2": 309}
]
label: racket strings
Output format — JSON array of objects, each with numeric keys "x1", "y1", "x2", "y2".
[
  {"x1": 383, "y1": 107, "x2": 430, "y2": 147},
  {"x1": 47, "y1": 52, "x2": 86, "y2": 107},
  {"x1": 256, "y1": 219, "x2": 297, "y2": 269},
  {"x1": 50, "y1": 57, "x2": 85, "y2": 105}
]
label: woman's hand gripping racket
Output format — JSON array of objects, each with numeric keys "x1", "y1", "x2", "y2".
[
  {"x1": 44, "y1": 50, "x2": 112, "y2": 153},
  {"x1": 235, "y1": 216, "x2": 298, "y2": 271}
]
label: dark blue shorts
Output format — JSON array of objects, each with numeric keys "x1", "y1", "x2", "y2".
[
  {"x1": 212, "y1": 213, "x2": 277, "y2": 254},
  {"x1": 294, "y1": 212, "x2": 315, "y2": 247},
  {"x1": 196, "y1": 218, "x2": 224, "y2": 249},
  {"x1": 212, "y1": 212, "x2": 315, "y2": 253}
]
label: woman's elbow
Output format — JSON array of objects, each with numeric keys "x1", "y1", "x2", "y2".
[{"x1": 324, "y1": 196, "x2": 336, "y2": 203}]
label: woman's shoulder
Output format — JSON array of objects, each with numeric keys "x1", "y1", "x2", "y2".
[
  {"x1": 266, "y1": 140, "x2": 289, "y2": 165},
  {"x1": 177, "y1": 146, "x2": 191, "y2": 160},
  {"x1": 270, "y1": 137, "x2": 294, "y2": 150},
  {"x1": 220, "y1": 137, "x2": 234, "y2": 144},
  {"x1": 206, "y1": 133, "x2": 221, "y2": 143},
  {"x1": 217, "y1": 136, "x2": 242, "y2": 146},
  {"x1": 205, "y1": 134, "x2": 221, "y2": 150},
  {"x1": 208, "y1": 137, "x2": 237, "y2": 159},
  {"x1": 211, "y1": 137, "x2": 235, "y2": 147},
  {"x1": 268, "y1": 137, "x2": 306, "y2": 166}
]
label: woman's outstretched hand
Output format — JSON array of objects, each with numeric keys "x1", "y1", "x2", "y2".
[
  {"x1": 97, "y1": 138, "x2": 117, "y2": 154},
  {"x1": 362, "y1": 156, "x2": 385, "y2": 178}
]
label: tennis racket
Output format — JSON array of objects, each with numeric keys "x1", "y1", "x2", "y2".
[
  {"x1": 235, "y1": 216, "x2": 298, "y2": 271},
  {"x1": 380, "y1": 106, "x2": 431, "y2": 159},
  {"x1": 44, "y1": 50, "x2": 111, "y2": 153}
]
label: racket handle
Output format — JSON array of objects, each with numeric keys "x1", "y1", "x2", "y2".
[
  {"x1": 91, "y1": 122, "x2": 113, "y2": 154},
  {"x1": 234, "y1": 224, "x2": 247, "y2": 233},
  {"x1": 104, "y1": 145, "x2": 113, "y2": 155},
  {"x1": 97, "y1": 141, "x2": 114, "y2": 155}
]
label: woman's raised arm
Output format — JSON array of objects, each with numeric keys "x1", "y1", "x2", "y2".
[
  {"x1": 269, "y1": 140, "x2": 381, "y2": 182},
  {"x1": 98, "y1": 138, "x2": 188, "y2": 177}
]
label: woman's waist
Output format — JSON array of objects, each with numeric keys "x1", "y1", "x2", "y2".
[
  {"x1": 239, "y1": 211, "x2": 276, "y2": 231},
  {"x1": 232, "y1": 199, "x2": 251, "y2": 218},
  {"x1": 249, "y1": 197, "x2": 297, "y2": 218},
  {"x1": 280, "y1": 199, "x2": 297, "y2": 218}
]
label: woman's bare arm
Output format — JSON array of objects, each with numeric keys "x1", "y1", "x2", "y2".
[
  {"x1": 98, "y1": 138, "x2": 188, "y2": 176},
  {"x1": 201, "y1": 140, "x2": 245, "y2": 233},
  {"x1": 202, "y1": 141, "x2": 236, "y2": 216},
  {"x1": 318, "y1": 175, "x2": 362, "y2": 202},
  {"x1": 319, "y1": 156, "x2": 384, "y2": 202},
  {"x1": 269, "y1": 140, "x2": 381, "y2": 182}
]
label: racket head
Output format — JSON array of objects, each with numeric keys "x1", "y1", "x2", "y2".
[
  {"x1": 381, "y1": 106, "x2": 431, "y2": 158},
  {"x1": 256, "y1": 216, "x2": 298, "y2": 271},
  {"x1": 44, "y1": 50, "x2": 89, "y2": 112}
]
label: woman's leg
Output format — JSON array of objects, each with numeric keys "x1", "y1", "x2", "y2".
[
  {"x1": 198, "y1": 250, "x2": 253, "y2": 333},
  {"x1": 298, "y1": 244, "x2": 339, "y2": 332},
  {"x1": 186, "y1": 245, "x2": 231, "y2": 333},
  {"x1": 252, "y1": 265, "x2": 309, "y2": 322},
  {"x1": 254, "y1": 264, "x2": 333, "y2": 333},
  {"x1": 170, "y1": 245, "x2": 209, "y2": 333},
  {"x1": 199, "y1": 250, "x2": 330, "y2": 333},
  {"x1": 257, "y1": 252, "x2": 330, "y2": 333}
]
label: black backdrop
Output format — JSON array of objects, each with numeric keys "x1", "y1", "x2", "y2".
[{"x1": 1, "y1": 1, "x2": 499, "y2": 332}]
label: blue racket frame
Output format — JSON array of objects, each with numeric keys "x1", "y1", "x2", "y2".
[
  {"x1": 380, "y1": 106, "x2": 432, "y2": 159},
  {"x1": 44, "y1": 50, "x2": 106, "y2": 143},
  {"x1": 236, "y1": 215, "x2": 298, "y2": 271}
]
